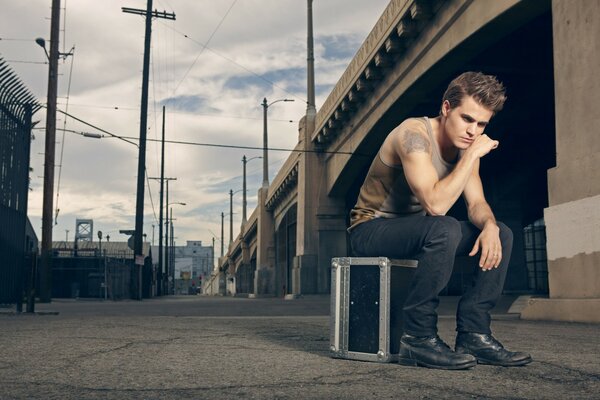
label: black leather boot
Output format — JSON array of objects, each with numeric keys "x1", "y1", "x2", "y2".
[
  {"x1": 455, "y1": 332, "x2": 532, "y2": 367},
  {"x1": 398, "y1": 334, "x2": 477, "y2": 370}
]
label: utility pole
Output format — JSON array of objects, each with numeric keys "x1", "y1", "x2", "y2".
[
  {"x1": 229, "y1": 190, "x2": 234, "y2": 245},
  {"x1": 165, "y1": 190, "x2": 169, "y2": 294},
  {"x1": 307, "y1": 0, "x2": 316, "y2": 117},
  {"x1": 220, "y1": 212, "x2": 224, "y2": 257},
  {"x1": 123, "y1": 2, "x2": 175, "y2": 300},
  {"x1": 170, "y1": 207, "x2": 175, "y2": 293},
  {"x1": 150, "y1": 176, "x2": 175, "y2": 294},
  {"x1": 149, "y1": 109, "x2": 174, "y2": 296},
  {"x1": 242, "y1": 156, "x2": 247, "y2": 224},
  {"x1": 39, "y1": 0, "x2": 61, "y2": 303},
  {"x1": 212, "y1": 237, "x2": 215, "y2": 270}
]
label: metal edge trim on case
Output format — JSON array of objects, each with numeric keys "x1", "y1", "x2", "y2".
[
  {"x1": 347, "y1": 351, "x2": 394, "y2": 363},
  {"x1": 345, "y1": 257, "x2": 381, "y2": 265},
  {"x1": 378, "y1": 257, "x2": 391, "y2": 361},
  {"x1": 333, "y1": 261, "x2": 341, "y2": 353},
  {"x1": 341, "y1": 264, "x2": 350, "y2": 355},
  {"x1": 329, "y1": 260, "x2": 336, "y2": 353}
]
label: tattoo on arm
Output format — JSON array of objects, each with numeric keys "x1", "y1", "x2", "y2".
[{"x1": 402, "y1": 130, "x2": 430, "y2": 154}]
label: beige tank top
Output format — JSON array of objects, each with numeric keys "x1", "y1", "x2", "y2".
[{"x1": 349, "y1": 117, "x2": 457, "y2": 230}]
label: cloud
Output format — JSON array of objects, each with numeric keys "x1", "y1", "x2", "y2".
[
  {"x1": 4, "y1": 0, "x2": 391, "y2": 247},
  {"x1": 321, "y1": 34, "x2": 365, "y2": 61},
  {"x1": 161, "y1": 94, "x2": 218, "y2": 113}
]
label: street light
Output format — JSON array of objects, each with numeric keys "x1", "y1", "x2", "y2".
[
  {"x1": 261, "y1": 98, "x2": 294, "y2": 187},
  {"x1": 165, "y1": 202, "x2": 185, "y2": 295},
  {"x1": 229, "y1": 189, "x2": 243, "y2": 245},
  {"x1": 242, "y1": 155, "x2": 262, "y2": 225},
  {"x1": 220, "y1": 212, "x2": 230, "y2": 257},
  {"x1": 36, "y1": 24, "x2": 60, "y2": 303}
]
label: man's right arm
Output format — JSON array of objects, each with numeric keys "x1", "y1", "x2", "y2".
[{"x1": 392, "y1": 127, "x2": 497, "y2": 216}]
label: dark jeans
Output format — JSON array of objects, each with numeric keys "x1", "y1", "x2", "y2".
[{"x1": 349, "y1": 215, "x2": 513, "y2": 337}]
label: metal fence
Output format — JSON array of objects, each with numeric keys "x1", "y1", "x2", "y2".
[
  {"x1": 0, "y1": 57, "x2": 41, "y2": 307},
  {"x1": 523, "y1": 219, "x2": 549, "y2": 294},
  {"x1": 51, "y1": 256, "x2": 136, "y2": 300}
]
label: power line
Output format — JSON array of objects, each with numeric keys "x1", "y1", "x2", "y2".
[
  {"x1": 45, "y1": 106, "x2": 139, "y2": 147},
  {"x1": 54, "y1": 102, "x2": 295, "y2": 122},
  {"x1": 116, "y1": 135, "x2": 361, "y2": 156},
  {"x1": 158, "y1": 18, "x2": 308, "y2": 105},
  {"x1": 55, "y1": 45, "x2": 76, "y2": 226},
  {"x1": 38, "y1": 106, "x2": 364, "y2": 156},
  {"x1": 3, "y1": 59, "x2": 48, "y2": 65},
  {"x1": 145, "y1": 167, "x2": 159, "y2": 225},
  {"x1": 0, "y1": 37, "x2": 37, "y2": 41},
  {"x1": 166, "y1": 0, "x2": 238, "y2": 102},
  {"x1": 43, "y1": 124, "x2": 365, "y2": 157}
]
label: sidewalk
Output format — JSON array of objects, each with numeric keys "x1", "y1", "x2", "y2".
[{"x1": 0, "y1": 296, "x2": 598, "y2": 399}]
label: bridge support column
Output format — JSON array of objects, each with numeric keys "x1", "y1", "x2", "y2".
[
  {"x1": 522, "y1": 0, "x2": 600, "y2": 323},
  {"x1": 217, "y1": 270, "x2": 226, "y2": 296},
  {"x1": 292, "y1": 114, "x2": 321, "y2": 295},
  {"x1": 252, "y1": 187, "x2": 276, "y2": 297}
]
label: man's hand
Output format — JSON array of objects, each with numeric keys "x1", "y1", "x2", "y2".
[
  {"x1": 465, "y1": 134, "x2": 499, "y2": 159},
  {"x1": 469, "y1": 222, "x2": 501, "y2": 271}
]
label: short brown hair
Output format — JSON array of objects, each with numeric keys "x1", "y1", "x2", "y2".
[{"x1": 441, "y1": 71, "x2": 507, "y2": 114}]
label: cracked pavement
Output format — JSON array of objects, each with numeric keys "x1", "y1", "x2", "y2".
[{"x1": 0, "y1": 296, "x2": 599, "y2": 399}]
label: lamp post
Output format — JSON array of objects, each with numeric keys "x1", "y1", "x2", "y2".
[
  {"x1": 97, "y1": 230, "x2": 103, "y2": 254},
  {"x1": 261, "y1": 98, "x2": 294, "y2": 188},
  {"x1": 35, "y1": 0, "x2": 73, "y2": 302},
  {"x1": 166, "y1": 202, "x2": 185, "y2": 294},
  {"x1": 229, "y1": 189, "x2": 244, "y2": 245},
  {"x1": 242, "y1": 155, "x2": 262, "y2": 225},
  {"x1": 220, "y1": 212, "x2": 232, "y2": 257}
]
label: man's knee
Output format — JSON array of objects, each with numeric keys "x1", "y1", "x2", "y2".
[{"x1": 428, "y1": 216, "x2": 462, "y2": 244}]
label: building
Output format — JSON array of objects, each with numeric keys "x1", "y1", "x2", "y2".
[{"x1": 170, "y1": 241, "x2": 214, "y2": 294}]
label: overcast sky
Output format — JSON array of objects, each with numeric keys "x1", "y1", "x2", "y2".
[{"x1": 1, "y1": 0, "x2": 390, "y2": 253}]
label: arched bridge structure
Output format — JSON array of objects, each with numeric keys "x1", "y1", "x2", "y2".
[{"x1": 206, "y1": 0, "x2": 600, "y2": 323}]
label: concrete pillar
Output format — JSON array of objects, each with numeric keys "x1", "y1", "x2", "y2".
[
  {"x1": 521, "y1": 0, "x2": 600, "y2": 323},
  {"x1": 238, "y1": 241, "x2": 251, "y2": 294},
  {"x1": 294, "y1": 114, "x2": 350, "y2": 295},
  {"x1": 293, "y1": 116, "x2": 320, "y2": 295},
  {"x1": 251, "y1": 187, "x2": 276, "y2": 297}
]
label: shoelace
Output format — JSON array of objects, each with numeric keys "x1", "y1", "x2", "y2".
[
  {"x1": 486, "y1": 335, "x2": 504, "y2": 349},
  {"x1": 431, "y1": 335, "x2": 452, "y2": 351}
]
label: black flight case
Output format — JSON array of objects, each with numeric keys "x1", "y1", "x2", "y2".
[{"x1": 330, "y1": 257, "x2": 418, "y2": 363}]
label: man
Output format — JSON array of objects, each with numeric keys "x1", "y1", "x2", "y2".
[{"x1": 348, "y1": 72, "x2": 531, "y2": 370}]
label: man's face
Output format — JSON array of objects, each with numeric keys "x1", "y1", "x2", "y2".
[{"x1": 441, "y1": 95, "x2": 494, "y2": 150}]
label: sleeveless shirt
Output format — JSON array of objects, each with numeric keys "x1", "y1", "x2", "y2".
[{"x1": 349, "y1": 117, "x2": 458, "y2": 230}]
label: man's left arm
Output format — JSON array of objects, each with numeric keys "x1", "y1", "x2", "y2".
[{"x1": 462, "y1": 159, "x2": 502, "y2": 271}]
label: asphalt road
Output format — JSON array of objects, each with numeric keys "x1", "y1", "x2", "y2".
[{"x1": 1, "y1": 295, "x2": 598, "y2": 399}]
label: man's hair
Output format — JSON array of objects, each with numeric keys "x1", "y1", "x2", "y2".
[{"x1": 441, "y1": 71, "x2": 507, "y2": 114}]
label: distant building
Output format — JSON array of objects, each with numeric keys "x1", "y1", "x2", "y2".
[
  {"x1": 173, "y1": 241, "x2": 214, "y2": 280},
  {"x1": 174, "y1": 241, "x2": 213, "y2": 294},
  {"x1": 153, "y1": 240, "x2": 214, "y2": 294}
]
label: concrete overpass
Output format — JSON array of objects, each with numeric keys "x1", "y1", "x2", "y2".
[{"x1": 204, "y1": 0, "x2": 600, "y2": 323}]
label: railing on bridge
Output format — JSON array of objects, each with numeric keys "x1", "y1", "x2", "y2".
[{"x1": 0, "y1": 57, "x2": 41, "y2": 309}]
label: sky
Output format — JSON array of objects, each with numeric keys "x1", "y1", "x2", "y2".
[{"x1": 1, "y1": 0, "x2": 390, "y2": 254}]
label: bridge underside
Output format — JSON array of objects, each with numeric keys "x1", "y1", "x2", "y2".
[
  {"x1": 216, "y1": 0, "x2": 600, "y2": 322},
  {"x1": 335, "y1": 4, "x2": 555, "y2": 294}
]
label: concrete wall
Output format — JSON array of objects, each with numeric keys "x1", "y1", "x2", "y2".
[{"x1": 522, "y1": 0, "x2": 600, "y2": 323}]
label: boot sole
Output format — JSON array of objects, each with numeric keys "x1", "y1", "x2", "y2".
[
  {"x1": 455, "y1": 347, "x2": 533, "y2": 367},
  {"x1": 476, "y1": 356, "x2": 532, "y2": 367},
  {"x1": 397, "y1": 356, "x2": 477, "y2": 370}
]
